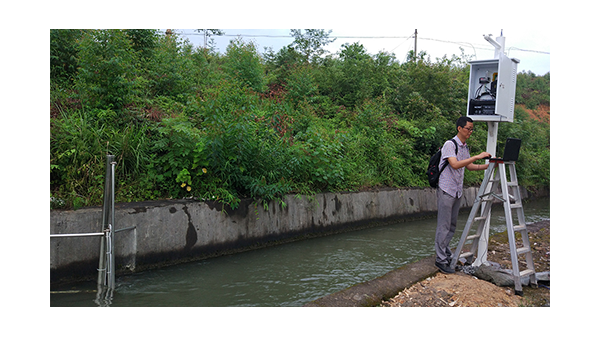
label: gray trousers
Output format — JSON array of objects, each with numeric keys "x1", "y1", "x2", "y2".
[{"x1": 435, "y1": 188, "x2": 461, "y2": 265}]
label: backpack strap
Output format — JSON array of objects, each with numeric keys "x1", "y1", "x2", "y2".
[
  {"x1": 451, "y1": 139, "x2": 458, "y2": 155},
  {"x1": 440, "y1": 139, "x2": 458, "y2": 172}
]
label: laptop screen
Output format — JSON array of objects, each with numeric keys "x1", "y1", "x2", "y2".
[{"x1": 501, "y1": 138, "x2": 521, "y2": 161}]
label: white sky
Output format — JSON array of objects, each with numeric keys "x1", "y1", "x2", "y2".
[{"x1": 177, "y1": 28, "x2": 550, "y2": 75}]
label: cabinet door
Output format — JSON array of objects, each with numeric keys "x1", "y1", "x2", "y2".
[{"x1": 496, "y1": 55, "x2": 519, "y2": 122}]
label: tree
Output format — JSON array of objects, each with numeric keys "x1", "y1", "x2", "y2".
[
  {"x1": 290, "y1": 29, "x2": 336, "y2": 63},
  {"x1": 337, "y1": 42, "x2": 373, "y2": 107},
  {"x1": 145, "y1": 32, "x2": 196, "y2": 100},
  {"x1": 125, "y1": 29, "x2": 159, "y2": 60},
  {"x1": 224, "y1": 38, "x2": 266, "y2": 92},
  {"x1": 50, "y1": 29, "x2": 84, "y2": 85},
  {"x1": 196, "y1": 29, "x2": 225, "y2": 50},
  {"x1": 75, "y1": 29, "x2": 138, "y2": 110},
  {"x1": 263, "y1": 45, "x2": 305, "y2": 90}
]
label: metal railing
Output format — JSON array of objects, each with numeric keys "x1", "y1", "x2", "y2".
[{"x1": 50, "y1": 232, "x2": 105, "y2": 238}]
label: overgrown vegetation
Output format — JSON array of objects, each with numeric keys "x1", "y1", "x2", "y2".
[{"x1": 50, "y1": 29, "x2": 550, "y2": 210}]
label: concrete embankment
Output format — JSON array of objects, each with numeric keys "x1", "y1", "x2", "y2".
[
  {"x1": 50, "y1": 186, "x2": 530, "y2": 285},
  {"x1": 304, "y1": 255, "x2": 439, "y2": 307}
]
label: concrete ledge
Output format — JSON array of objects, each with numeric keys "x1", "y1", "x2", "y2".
[
  {"x1": 304, "y1": 256, "x2": 438, "y2": 307},
  {"x1": 51, "y1": 186, "x2": 531, "y2": 285}
]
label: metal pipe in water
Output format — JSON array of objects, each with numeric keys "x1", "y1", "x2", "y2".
[
  {"x1": 108, "y1": 160, "x2": 116, "y2": 289},
  {"x1": 97, "y1": 155, "x2": 114, "y2": 286}
]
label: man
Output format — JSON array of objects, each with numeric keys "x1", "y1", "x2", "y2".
[{"x1": 435, "y1": 116, "x2": 490, "y2": 274}]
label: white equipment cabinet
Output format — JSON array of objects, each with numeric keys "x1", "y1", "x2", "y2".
[{"x1": 467, "y1": 54, "x2": 519, "y2": 122}]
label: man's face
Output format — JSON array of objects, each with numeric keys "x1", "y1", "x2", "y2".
[{"x1": 459, "y1": 122, "x2": 474, "y2": 140}]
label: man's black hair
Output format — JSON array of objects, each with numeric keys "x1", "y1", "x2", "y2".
[{"x1": 456, "y1": 116, "x2": 473, "y2": 130}]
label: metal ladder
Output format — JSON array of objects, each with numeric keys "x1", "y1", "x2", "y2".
[{"x1": 449, "y1": 160, "x2": 537, "y2": 295}]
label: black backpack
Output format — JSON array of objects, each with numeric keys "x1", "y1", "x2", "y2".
[{"x1": 426, "y1": 139, "x2": 458, "y2": 188}]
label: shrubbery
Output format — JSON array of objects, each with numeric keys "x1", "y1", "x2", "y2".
[{"x1": 50, "y1": 29, "x2": 550, "y2": 210}]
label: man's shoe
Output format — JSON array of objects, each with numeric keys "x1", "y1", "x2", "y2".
[{"x1": 435, "y1": 261, "x2": 455, "y2": 274}]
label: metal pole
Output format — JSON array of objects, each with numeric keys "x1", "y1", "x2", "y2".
[
  {"x1": 495, "y1": 34, "x2": 505, "y2": 59},
  {"x1": 473, "y1": 119, "x2": 499, "y2": 266},
  {"x1": 107, "y1": 223, "x2": 114, "y2": 289},
  {"x1": 101, "y1": 155, "x2": 114, "y2": 229},
  {"x1": 97, "y1": 155, "x2": 114, "y2": 287},
  {"x1": 109, "y1": 160, "x2": 116, "y2": 289},
  {"x1": 472, "y1": 33, "x2": 510, "y2": 266},
  {"x1": 414, "y1": 29, "x2": 417, "y2": 60},
  {"x1": 97, "y1": 238, "x2": 106, "y2": 286}
]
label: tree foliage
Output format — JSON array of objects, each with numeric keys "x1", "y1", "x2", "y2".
[
  {"x1": 50, "y1": 29, "x2": 550, "y2": 210},
  {"x1": 75, "y1": 29, "x2": 139, "y2": 110},
  {"x1": 516, "y1": 71, "x2": 550, "y2": 109},
  {"x1": 290, "y1": 29, "x2": 336, "y2": 63},
  {"x1": 224, "y1": 38, "x2": 267, "y2": 93}
]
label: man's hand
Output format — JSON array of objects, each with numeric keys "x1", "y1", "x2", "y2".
[
  {"x1": 477, "y1": 152, "x2": 492, "y2": 160},
  {"x1": 449, "y1": 151, "x2": 492, "y2": 170}
]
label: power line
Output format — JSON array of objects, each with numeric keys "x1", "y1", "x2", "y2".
[
  {"x1": 221, "y1": 34, "x2": 292, "y2": 38},
  {"x1": 175, "y1": 30, "x2": 550, "y2": 55},
  {"x1": 390, "y1": 34, "x2": 414, "y2": 52},
  {"x1": 177, "y1": 30, "x2": 409, "y2": 39},
  {"x1": 415, "y1": 36, "x2": 550, "y2": 56},
  {"x1": 422, "y1": 37, "x2": 489, "y2": 51},
  {"x1": 181, "y1": 32, "x2": 412, "y2": 39},
  {"x1": 508, "y1": 47, "x2": 550, "y2": 55}
]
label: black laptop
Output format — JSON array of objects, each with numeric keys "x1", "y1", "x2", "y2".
[{"x1": 489, "y1": 138, "x2": 521, "y2": 162}]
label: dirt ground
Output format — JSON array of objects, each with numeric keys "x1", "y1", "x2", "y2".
[{"x1": 381, "y1": 220, "x2": 550, "y2": 307}]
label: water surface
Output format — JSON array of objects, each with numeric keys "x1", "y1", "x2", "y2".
[{"x1": 51, "y1": 197, "x2": 549, "y2": 307}]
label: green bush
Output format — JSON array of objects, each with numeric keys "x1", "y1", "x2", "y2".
[
  {"x1": 516, "y1": 71, "x2": 550, "y2": 109},
  {"x1": 75, "y1": 30, "x2": 139, "y2": 110},
  {"x1": 51, "y1": 108, "x2": 152, "y2": 208},
  {"x1": 50, "y1": 29, "x2": 84, "y2": 86},
  {"x1": 143, "y1": 116, "x2": 205, "y2": 199},
  {"x1": 224, "y1": 38, "x2": 267, "y2": 93},
  {"x1": 50, "y1": 30, "x2": 550, "y2": 210},
  {"x1": 144, "y1": 34, "x2": 196, "y2": 101},
  {"x1": 284, "y1": 65, "x2": 318, "y2": 108}
]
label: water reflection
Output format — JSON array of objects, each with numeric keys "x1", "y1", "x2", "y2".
[{"x1": 94, "y1": 285, "x2": 114, "y2": 307}]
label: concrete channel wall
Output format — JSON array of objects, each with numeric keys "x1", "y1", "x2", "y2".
[{"x1": 50, "y1": 186, "x2": 528, "y2": 284}]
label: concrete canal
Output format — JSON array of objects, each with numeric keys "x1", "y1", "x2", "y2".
[{"x1": 50, "y1": 197, "x2": 549, "y2": 307}]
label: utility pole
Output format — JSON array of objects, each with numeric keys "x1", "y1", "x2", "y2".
[{"x1": 414, "y1": 29, "x2": 417, "y2": 61}]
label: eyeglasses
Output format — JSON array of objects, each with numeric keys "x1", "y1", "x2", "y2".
[{"x1": 462, "y1": 127, "x2": 474, "y2": 132}]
